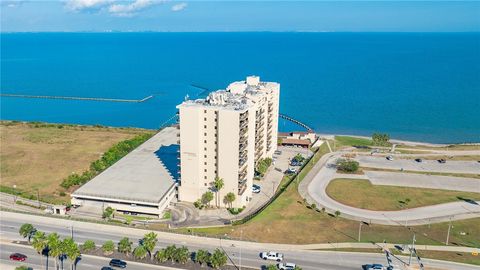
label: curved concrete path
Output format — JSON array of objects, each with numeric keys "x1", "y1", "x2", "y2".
[{"x1": 300, "y1": 153, "x2": 480, "y2": 225}]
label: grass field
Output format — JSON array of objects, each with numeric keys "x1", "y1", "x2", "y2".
[
  {"x1": 0, "y1": 121, "x2": 154, "y2": 203},
  {"x1": 326, "y1": 178, "x2": 480, "y2": 211},
  {"x1": 361, "y1": 166, "x2": 480, "y2": 180}
]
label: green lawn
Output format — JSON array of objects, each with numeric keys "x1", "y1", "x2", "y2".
[{"x1": 326, "y1": 178, "x2": 480, "y2": 211}]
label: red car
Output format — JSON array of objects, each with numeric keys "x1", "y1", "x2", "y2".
[{"x1": 10, "y1": 253, "x2": 27, "y2": 261}]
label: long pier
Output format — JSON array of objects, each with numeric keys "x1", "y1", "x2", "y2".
[
  {"x1": 0, "y1": 93, "x2": 154, "y2": 103},
  {"x1": 279, "y1": 113, "x2": 314, "y2": 132}
]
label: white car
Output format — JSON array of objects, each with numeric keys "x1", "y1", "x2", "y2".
[
  {"x1": 261, "y1": 251, "x2": 283, "y2": 261},
  {"x1": 277, "y1": 262, "x2": 296, "y2": 270},
  {"x1": 252, "y1": 184, "x2": 261, "y2": 194}
]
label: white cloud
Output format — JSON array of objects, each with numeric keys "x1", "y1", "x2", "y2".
[
  {"x1": 108, "y1": 0, "x2": 160, "y2": 16},
  {"x1": 171, "y1": 2, "x2": 187, "y2": 12},
  {"x1": 66, "y1": 0, "x2": 113, "y2": 11}
]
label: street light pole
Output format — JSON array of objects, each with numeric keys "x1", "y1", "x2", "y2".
[
  {"x1": 446, "y1": 217, "x2": 452, "y2": 245},
  {"x1": 358, "y1": 222, "x2": 362, "y2": 242}
]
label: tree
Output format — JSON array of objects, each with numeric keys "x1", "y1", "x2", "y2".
[
  {"x1": 102, "y1": 206, "x2": 115, "y2": 219},
  {"x1": 211, "y1": 177, "x2": 224, "y2": 207},
  {"x1": 372, "y1": 133, "x2": 390, "y2": 146},
  {"x1": 223, "y1": 192, "x2": 236, "y2": 208},
  {"x1": 164, "y1": 245, "x2": 177, "y2": 263},
  {"x1": 266, "y1": 265, "x2": 277, "y2": 270},
  {"x1": 47, "y1": 233, "x2": 62, "y2": 270},
  {"x1": 102, "y1": 240, "x2": 115, "y2": 255},
  {"x1": 62, "y1": 238, "x2": 80, "y2": 270},
  {"x1": 118, "y1": 237, "x2": 133, "y2": 257},
  {"x1": 335, "y1": 158, "x2": 359, "y2": 173},
  {"x1": 80, "y1": 240, "x2": 96, "y2": 252},
  {"x1": 195, "y1": 249, "x2": 210, "y2": 266},
  {"x1": 19, "y1": 223, "x2": 36, "y2": 243},
  {"x1": 209, "y1": 248, "x2": 227, "y2": 269},
  {"x1": 294, "y1": 266, "x2": 303, "y2": 270},
  {"x1": 201, "y1": 191, "x2": 214, "y2": 207},
  {"x1": 154, "y1": 249, "x2": 168, "y2": 263},
  {"x1": 32, "y1": 231, "x2": 47, "y2": 269},
  {"x1": 256, "y1": 158, "x2": 273, "y2": 176},
  {"x1": 141, "y1": 232, "x2": 158, "y2": 260},
  {"x1": 133, "y1": 245, "x2": 148, "y2": 260},
  {"x1": 174, "y1": 246, "x2": 190, "y2": 264},
  {"x1": 335, "y1": 210, "x2": 341, "y2": 218},
  {"x1": 32, "y1": 231, "x2": 47, "y2": 253}
]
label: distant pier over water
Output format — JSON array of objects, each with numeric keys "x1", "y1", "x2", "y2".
[{"x1": 0, "y1": 93, "x2": 154, "y2": 103}]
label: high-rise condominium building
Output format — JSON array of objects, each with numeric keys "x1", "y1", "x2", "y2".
[{"x1": 176, "y1": 76, "x2": 280, "y2": 208}]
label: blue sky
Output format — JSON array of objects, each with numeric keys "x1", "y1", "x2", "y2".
[{"x1": 1, "y1": 1, "x2": 479, "y2": 32}]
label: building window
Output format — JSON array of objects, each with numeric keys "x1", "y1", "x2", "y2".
[
  {"x1": 204, "y1": 169, "x2": 207, "y2": 172},
  {"x1": 204, "y1": 117, "x2": 207, "y2": 121},
  {"x1": 204, "y1": 125, "x2": 207, "y2": 129},
  {"x1": 215, "y1": 126, "x2": 217, "y2": 129},
  {"x1": 204, "y1": 155, "x2": 207, "y2": 158},
  {"x1": 204, "y1": 176, "x2": 207, "y2": 180},
  {"x1": 204, "y1": 133, "x2": 207, "y2": 136},
  {"x1": 204, "y1": 110, "x2": 207, "y2": 113},
  {"x1": 204, "y1": 147, "x2": 207, "y2": 151},
  {"x1": 204, "y1": 140, "x2": 207, "y2": 143},
  {"x1": 204, "y1": 183, "x2": 207, "y2": 186},
  {"x1": 204, "y1": 162, "x2": 207, "y2": 165}
]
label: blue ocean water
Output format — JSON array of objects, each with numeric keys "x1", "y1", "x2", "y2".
[{"x1": 1, "y1": 32, "x2": 479, "y2": 143}]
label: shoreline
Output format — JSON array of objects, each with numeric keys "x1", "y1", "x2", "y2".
[{"x1": 2, "y1": 119, "x2": 479, "y2": 146}]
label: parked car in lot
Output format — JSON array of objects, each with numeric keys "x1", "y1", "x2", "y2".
[
  {"x1": 10, "y1": 253, "x2": 27, "y2": 261},
  {"x1": 362, "y1": 264, "x2": 384, "y2": 270},
  {"x1": 277, "y1": 262, "x2": 296, "y2": 270},
  {"x1": 414, "y1": 158, "x2": 423, "y2": 163},
  {"x1": 438, "y1": 159, "x2": 446, "y2": 163},
  {"x1": 285, "y1": 168, "x2": 297, "y2": 174},
  {"x1": 109, "y1": 259, "x2": 127, "y2": 268},
  {"x1": 386, "y1": 155, "x2": 393, "y2": 161},
  {"x1": 290, "y1": 161, "x2": 302, "y2": 166},
  {"x1": 274, "y1": 150, "x2": 282, "y2": 155},
  {"x1": 261, "y1": 251, "x2": 284, "y2": 261},
  {"x1": 252, "y1": 184, "x2": 261, "y2": 193}
]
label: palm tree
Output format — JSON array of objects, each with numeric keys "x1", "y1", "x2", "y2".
[
  {"x1": 154, "y1": 248, "x2": 168, "y2": 263},
  {"x1": 133, "y1": 245, "x2": 147, "y2": 260},
  {"x1": 32, "y1": 231, "x2": 47, "y2": 268},
  {"x1": 19, "y1": 223, "x2": 36, "y2": 243},
  {"x1": 141, "y1": 232, "x2": 158, "y2": 260},
  {"x1": 117, "y1": 237, "x2": 133, "y2": 257},
  {"x1": 209, "y1": 248, "x2": 227, "y2": 269},
  {"x1": 102, "y1": 240, "x2": 115, "y2": 256},
  {"x1": 62, "y1": 238, "x2": 80, "y2": 270},
  {"x1": 47, "y1": 233, "x2": 62, "y2": 270},
  {"x1": 174, "y1": 246, "x2": 189, "y2": 264},
  {"x1": 195, "y1": 249, "x2": 210, "y2": 267},
  {"x1": 224, "y1": 192, "x2": 236, "y2": 208},
  {"x1": 164, "y1": 245, "x2": 177, "y2": 263},
  {"x1": 212, "y1": 177, "x2": 224, "y2": 207}
]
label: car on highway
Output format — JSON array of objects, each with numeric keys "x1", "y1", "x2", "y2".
[
  {"x1": 109, "y1": 259, "x2": 127, "y2": 268},
  {"x1": 252, "y1": 184, "x2": 261, "y2": 193},
  {"x1": 277, "y1": 262, "x2": 296, "y2": 269},
  {"x1": 9, "y1": 253, "x2": 27, "y2": 261},
  {"x1": 438, "y1": 159, "x2": 446, "y2": 163},
  {"x1": 414, "y1": 158, "x2": 423, "y2": 162},
  {"x1": 362, "y1": 264, "x2": 384, "y2": 270},
  {"x1": 386, "y1": 155, "x2": 393, "y2": 161},
  {"x1": 261, "y1": 251, "x2": 284, "y2": 261},
  {"x1": 101, "y1": 267, "x2": 114, "y2": 270}
]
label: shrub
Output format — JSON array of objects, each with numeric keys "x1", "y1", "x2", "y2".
[
  {"x1": 59, "y1": 191, "x2": 66, "y2": 197},
  {"x1": 336, "y1": 158, "x2": 359, "y2": 173},
  {"x1": 81, "y1": 240, "x2": 96, "y2": 252},
  {"x1": 256, "y1": 158, "x2": 273, "y2": 176}
]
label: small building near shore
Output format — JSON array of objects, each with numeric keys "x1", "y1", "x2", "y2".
[{"x1": 279, "y1": 131, "x2": 317, "y2": 148}]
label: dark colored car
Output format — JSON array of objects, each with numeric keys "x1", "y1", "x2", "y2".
[
  {"x1": 10, "y1": 253, "x2": 27, "y2": 261},
  {"x1": 438, "y1": 159, "x2": 446, "y2": 163},
  {"x1": 109, "y1": 259, "x2": 127, "y2": 268},
  {"x1": 101, "y1": 267, "x2": 114, "y2": 270},
  {"x1": 414, "y1": 158, "x2": 422, "y2": 163}
]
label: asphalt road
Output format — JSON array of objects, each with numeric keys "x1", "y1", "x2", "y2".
[
  {"x1": 1, "y1": 211, "x2": 478, "y2": 270},
  {"x1": 307, "y1": 154, "x2": 480, "y2": 225}
]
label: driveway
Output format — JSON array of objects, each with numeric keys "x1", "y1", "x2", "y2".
[{"x1": 305, "y1": 154, "x2": 480, "y2": 225}]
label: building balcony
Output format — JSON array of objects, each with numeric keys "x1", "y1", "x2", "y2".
[
  {"x1": 238, "y1": 184, "x2": 247, "y2": 196},
  {"x1": 239, "y1": 158, "x2": 247, "y2": 167}
]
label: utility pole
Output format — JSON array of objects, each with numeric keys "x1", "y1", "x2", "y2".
[
  {"x1": 446, "y1": 217, "x2": 452, "y2": 245},
  {"x1": 409, "y1": 233, "x2": 416, "y2": 266},
  {"x1": 36, "y1": 189, "x2": 40, "y2": 208},
  {"x1": 358, "y1": 222, "x2": 362, "y2": 242}
]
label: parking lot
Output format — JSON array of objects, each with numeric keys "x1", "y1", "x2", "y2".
[{"x1": 356, "y1": 155, "x2": 480, "y2": 174}]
